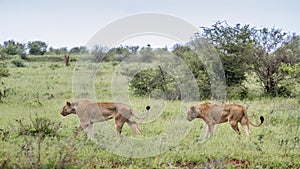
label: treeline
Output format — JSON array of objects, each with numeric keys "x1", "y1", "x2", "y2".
[
  {"x1": 120, "y1": 22, "x2": 299, "y2": 100},
  {"x1": 111, "y1": 22, "x2": 300, "y2": 100},
  {"x1": 0, "y1": 40, "x2": 89, "y2": 56},
  {"x1": 0, "y1": 21, "x2": 299, "y2": 100}
]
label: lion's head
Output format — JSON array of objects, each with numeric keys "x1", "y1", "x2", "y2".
[
  {"x1": 187, "y1": 106, "x2": 198, "y2": 121},
  {"x1": 61, "y1": 101, "x2": 77, "y2": 116},
  {"x1": 187, "y1": 102, "x2": 212, "y2": 121}
]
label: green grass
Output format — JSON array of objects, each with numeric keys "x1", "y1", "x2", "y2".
[{"x1": 0, "y1": 58, "x2": 299, "y2": 168}]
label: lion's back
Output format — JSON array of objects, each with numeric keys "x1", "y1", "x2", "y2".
[{"x1": 225, "y1": 104, "x2": 246, "y2": 117}]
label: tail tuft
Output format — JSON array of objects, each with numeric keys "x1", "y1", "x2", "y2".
[
  {"x1": 146, "y1": 106, "x2": 151, "y2": 111},
  {"x1": 260, "y1": 116, "x2": 264, "y2": 123}
]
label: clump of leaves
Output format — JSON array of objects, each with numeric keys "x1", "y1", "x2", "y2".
[
  {"x1": 11, "y1": 58, "x2": 25, "y2": 67},
  {"x1": 16, "y1": 116, "x2": 61, "y2": 137},
  {"x1": 0, "y1": 61, "x2": 9, "y2": 77},
  {"x1": 0, "y1": 128, "x2": 10, "y2": 141}
]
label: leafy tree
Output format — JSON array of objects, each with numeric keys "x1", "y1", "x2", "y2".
[
  {"x1": 126, "y1": 45, "x2": 139, "y2": 55},
  {"x1": 172, "y1": 44, "x2": 211, "y2": 99},
  {"x1": 91, "y1": 45, "x2": 108, "y2": 62},
  {"x1": 70, "y1": 46, "x2": 88, "y2": 54},
  {"x1": 46, "y1": 47, "x2": 55, "y2": 55},
  {"x1": 252, "y1": 29, "x2": 300, "y2": 96},
  {"x1": 138, "y1": 46, "x2": 154, "y2": 63},
  {"x1": 2, "y1": 40, "x2": 25, "y2": 55},
  {"x1": 27, "y1": 41, "x2": 48, "y2": 55},
  {"x1": 277, "y1": 63, "x2": 300, "y2": 97},
  {"x1": 78, "y1": 46, "x2": 89, "y2": 54},
  {"x1": 129, "y1": 67, "x2": 180, "y2": 100},
  {"x1": 70, "y1": 47, "x2": 80, "y2": 54},
  {"x1": 58, "y1": 47, "x2": 68, "y2": 55},
  {"x1": 201, "y1": 22, "x2": 256, "y2": 87},
  {"x1": 106, "y1": 46, "x2": 131, "y2": 61},
  {"x1": 201, "y1": 22, "x2": 300, "y2": 97}
]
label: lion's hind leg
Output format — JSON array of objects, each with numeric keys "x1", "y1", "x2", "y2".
[
  {"x1": 241, "y1": 118, "x2": 251, "y2": 136},
  {"x1": 127, "y1": 120, "x2": 141, "y2": 135},
  {"x1": 241, "y1": 124, "x2": 250, "y2": 136},
  {"x1": 229, "y1": 120, "x2": 241, "y2": 135}
]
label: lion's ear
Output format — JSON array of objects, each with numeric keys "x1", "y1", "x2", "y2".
[{"x1": 66, "y1": 101, "x2": 71, "y2": 106}]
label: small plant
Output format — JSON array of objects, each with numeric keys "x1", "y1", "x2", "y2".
[
  {"x1": 0, "y1": 61, "x2": 9, "y2": 77},
  {"x1": 19, "y1": 53, "x2": 28, "y2": 60},
  {"x1": 11, "y1": 58, "x2": 25, "y2": 67},
  {"x1": 49, "y1": 63, "x2": 61, "y2": 70},
  {"x1": 0, "y1": 128, "x2": 10, "y2": 141},
  {"x1": 0, "y1": 61, "x2": 9, "y2": 101},
  {"x1": 128, "y1": 66, "x2": 181, "y2": 100},
  {"x1": 16, "y1": 116, "x2": 61, "y2": 137},
  {"x1": 226, "y1": 85, "x2": 248, "y2": 100}
]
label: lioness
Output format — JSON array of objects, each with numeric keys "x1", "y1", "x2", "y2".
[
  {"x1": 187, "y1": 102, "x2": 264, "y2": 137},
  {"x1": 61, "y1": 100, "x2": 150, "y2": 137}
]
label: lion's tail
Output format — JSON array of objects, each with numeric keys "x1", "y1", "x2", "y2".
[
  {"x1": 243, "y1": 107, "x2": 264, "y2": 127},
  {"x1": 249, "y1": 116, "x2": 264, "y2": 127},
  {"x1": 130, "y1": 106, "x2": 151, "y2": 121}
]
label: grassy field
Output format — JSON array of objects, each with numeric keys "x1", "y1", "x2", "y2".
[{"x1": 0, "y1": 57, "x2": 299, "y2": 168}]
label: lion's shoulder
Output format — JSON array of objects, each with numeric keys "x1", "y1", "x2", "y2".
[{"x1": 200, "y1": 102, "x2": 212, "y2": 108}]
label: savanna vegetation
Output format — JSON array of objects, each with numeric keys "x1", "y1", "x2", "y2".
[{"x1": 0, "y1": 22, "x2": 299, "y2": 168}]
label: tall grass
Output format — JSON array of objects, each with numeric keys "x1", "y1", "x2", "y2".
[{"x1": 0, "y1": 60, "x2": 299, "y2": 168}]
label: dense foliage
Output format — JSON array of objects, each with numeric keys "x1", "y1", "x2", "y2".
[
  {"x1": 0, "y1": 22, "x2": 299, "y2": 99},
  {"x1": 27, "y1": 41, "x2": 48, "y2": 55}
]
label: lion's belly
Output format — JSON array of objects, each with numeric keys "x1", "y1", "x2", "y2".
[
  {"x1": 209, "y1": 107, "x2": 229, "y2": 124},
  {"x1": 89, "y1": 113, "x2": 114, "y2": 123},
  {"x1": 85, "y1": 108, "x2": 114, "y2": 123}
]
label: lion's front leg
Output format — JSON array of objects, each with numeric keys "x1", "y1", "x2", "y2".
[
  {"x1": 205, "y1": 125, "x2": 210, "y2": 138},
  {"x1": 87, "y1": 123, "x2": 95, "y2": 138},
  {"x1": 76, "y1": 122, "x2": 94, "y2": 138},
  {"x1": 205, "y1": 123, "x2": 215, "y2": 138},
  {"x1": 74, "y1": 124, "x2": 86, "y2": 136},
  {"x1": 77, "y1": 124, "x2": 83, "y2": 131},
  {"x1": 114, "y1": 119, "x2": 125, "y2": 137},
  {"x1": 77, "y1": 121, "x2": 90, "y2": 132}
]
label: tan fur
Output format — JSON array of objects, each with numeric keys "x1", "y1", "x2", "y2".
[
  {"x1": 61, "y1": 100, "x2": 149, "y2": 137},
  {"x1": 187, "y1": 102, "x2": 264, "y2": 137}
]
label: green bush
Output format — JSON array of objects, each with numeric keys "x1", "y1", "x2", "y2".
[
  {"x1": 277, "y1": 63, "x2": 300, "y2": 97},
  {"x1": 49, "y1": 63, "x2": 61, "y2": 70},
  {"x1": 129, "y1": 68, "x2": 181, "y2": 100},
  {"x1": 16, "y1": 116, "x2": 61, "y2": 137},
  {"x1": 0, "y1": 62, "x2": 9, "y2": 78},
  {"x1": 227, "y1": 85, "x2": 248, "y2": 100},
  {"x1": 11, "y1": 58, "x2": 25, "y2": 67},
  {"x1": 19, "y1": 53, "x2": 28, "y2": 60}
]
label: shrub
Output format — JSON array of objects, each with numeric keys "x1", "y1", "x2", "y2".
[
  {"x1": 227, "y1": 85, "x2": 248, "y2": 100},
  {"x1": 277, "y1": 63, "x2": 300, "y2": 97},
  {"x1": 0, "y1": 61, "x2": 9, "y2": 77},
  {"x1": 11, "y1": 58, "x2": 25, "y2": 67},
  {"x1": 19, "y1": 53, "x2": 28, "y2": 60},
  {"x1": 0, "y1": 62, "x2": 10, "y2": 101},
  {"x1": 16, "y1": 116, "x2": 61, "y2": 137},
  {"x1": 129, "y1": 68, "x2": 181, "y2": 100},
  {"x1": 49, "y1": 64, "x2": 61, "y2": 70}
]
